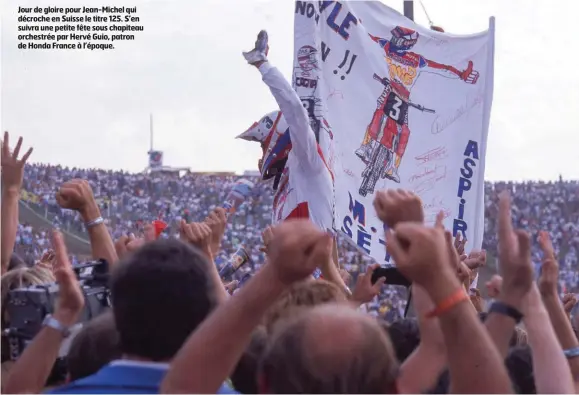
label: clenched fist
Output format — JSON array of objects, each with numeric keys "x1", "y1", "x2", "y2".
[
  {"x1": 374, "y1": 189, "x2": 424, "y2": 227},
  {"x1": 180, "y1": 220, "x2": 213, "y2": 260},
  {"x1": 56, "y1": 179, "x2": 99, "y2": 220},
  {"x1": 386, "y1": 223, "x2": 459, "y2": 301},
  {"x1": 267, "y1": 219, "x2": 331, "y2": 285}
]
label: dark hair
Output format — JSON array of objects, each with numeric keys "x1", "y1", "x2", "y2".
[
  {"x1": 386, "y1": 318, "x2": 420, "y2": 363},
  {"x1": 67, "y1": 310, "x2": 121, "y2": 380},
  {"x1": 505, "y1": 346, "x2": 535, "y2": 394},
  {"x1": 230, "y1": 327, "x2": 267, "y2": 394},
  {"x1": 111, "y1": 239, "x2": 218, "y2": 361},
  {"x1": 260, "y1": 307, "x2": 399, "y2": 393}
]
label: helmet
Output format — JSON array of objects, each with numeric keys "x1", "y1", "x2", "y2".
[
  {"x1": 390, "y1": 26, "x2": 419, "y2": 51},
  {"x1": 236, "y1": 110, "x2": 291, "y2": 182}
]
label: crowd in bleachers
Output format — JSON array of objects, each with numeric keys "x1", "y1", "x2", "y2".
[
  {"x1": 4, "y1": 128, "x2": 579, "y2": 394},
  {"x1": 15, "y1": 164, "x2": 579, "y2": 320}
]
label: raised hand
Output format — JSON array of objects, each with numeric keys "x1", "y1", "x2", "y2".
[
  {"x1": 339, "y1": 268, "x2": 353, "y2": 288},
  {"x1": 435, "y1": 211, "x2": 471, "y2": 281},
  {"x1": 538, "y1": 258, "x2": 560, "y2": 298},
  {"x1": 37, "y1": 250, "x2": 56, "y2": 272},
  {"x1": 114, "y1": 234, "x2": 142, "y2": 259},
  {"x1": 538, "y1": 230, "x2": 556, "y2": 260},
  {"x1": 56, "y1": 179, "x2": 98, "y2": 218},
  {"x1": 351, "y1": 263, "x2": 386, "y2": 304},
  {"x1": 52, "y1": 230, "x2": 84, "y2": 326},
  {"x1": 1, "y1": 131, "x2": 33, "y2": 191},
  {"x1": 485, "y1": 275, "x2": 503, "y2": 299},
  {"x1": 496, "y1": 191, "x2": 533, "y2": 310},
  {"x1": 205, "y1": 208, "x2": 227, "y2": 256},
  {"x1": 373, "y1": 189, "x2": 424, "y2": 227},
  {"x1": 461, "y1": 61, "x2": 479, "y2": 84},
  {"x1": 259, "y1": 225, "x2": 274, "y2": 253},
  {"x1": 454, "y1": 232, "x2": 467, "y2": 256},
  {"x1": 385, "y1": 222, "x2": 458, "y2": 301},
  {"x1": 457, "y1": 259, "x2": 472, "y2": 291},
  {"x1": 267, "y1": 219, "x2": 331, "y2": 285},
  {"x1": 180, "y1": 220, "x2": 213, "y2": 260},
  {"x1": 464, "y1": 249, "x2": 486, "y2": 270},
  {"x1": 470, "y1": 288, "x2": 486, "y2": 313},
  {"x1": 563, "y1": 293, "x2": 578, "y2": 316}
]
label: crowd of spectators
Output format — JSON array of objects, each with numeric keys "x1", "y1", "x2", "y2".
[
  {"x1": 4, "y1": 132, "x2": 579, "y2": 394},
  {"x1": 15, "y1": 164, "x2": 579, "y2": 320}
]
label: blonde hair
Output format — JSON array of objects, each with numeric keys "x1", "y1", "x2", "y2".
[{"x1": 1, "y1": 266, "x2": 55, "y2": 324}]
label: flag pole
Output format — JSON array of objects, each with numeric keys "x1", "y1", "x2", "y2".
[
  {"x1": 403, "y1": 0, "x2": 414, "y2": 21},
  {"x1": 402, "y1": 1, "x2": 415, "y2": 318},
  {"x1": 149, "y1": 113, "x2": 154, "y2": 152}
]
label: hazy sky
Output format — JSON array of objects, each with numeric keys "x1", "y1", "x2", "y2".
[{"x1": 1, "y1": 0, "x2": 578, "y2": 181}]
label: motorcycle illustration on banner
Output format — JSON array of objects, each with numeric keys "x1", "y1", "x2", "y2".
[
  {"x1": 356, "y1": 26, "x2": 479, "y2": 196},
  {"x1": 359, "y1": 73, "x2": 435, "y2": 197}
]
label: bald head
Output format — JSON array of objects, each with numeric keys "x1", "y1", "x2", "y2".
[{"x1": 260, "y1": 305, "x2": 399, "y2": 393}]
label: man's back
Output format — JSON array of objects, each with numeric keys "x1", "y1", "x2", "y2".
[
  {"x1": 49, "y1": 360, "x2": 238, "y2": 394},
  {"x1": 48, "y1": 361, "x2": 167, "y2": 394}
]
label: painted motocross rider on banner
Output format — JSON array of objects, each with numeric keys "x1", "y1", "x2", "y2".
[{"x1": 356, "y1": 26, "x2": 479, "y2": 185}]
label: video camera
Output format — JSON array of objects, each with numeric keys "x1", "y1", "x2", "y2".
[{"x1": 2, "y1": 259, "x2": 112, "y2": 363}]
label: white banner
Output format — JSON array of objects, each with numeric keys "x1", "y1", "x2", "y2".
[{"x1": 293, "y1": 1, "x2": 495, "y2": 264}]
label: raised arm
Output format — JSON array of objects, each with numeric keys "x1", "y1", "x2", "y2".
[
  {"x1": 4, "y1": 231, "x2": 84, "y2": 394},
  {"x1": 161, "y1": 220, "x2": 330, "y2": 394},
  {"x1": 537, "y1": 231, "x2": 579, "y2": 392},
  {"x1": 523, "y1": 283, "x2": 574, "y2": 394},
  {"x1": 1, "y1": 132, "x2": 33, "y2": 275},
  {"x1": 419, "y1": 56, "x2": 479, "y2": 84},
  {"x1": 375, "y1": 190, "x2": 512, "y2": 394},
  {"x1": 483, "y1": 192, "x2": 534, "y2": 358},
  {"x1": 56, "y1": 179, "x2": 118, "y2": 268},
  {"x1": 244, "y1": 31, "x2": 321, "y2": 170}
]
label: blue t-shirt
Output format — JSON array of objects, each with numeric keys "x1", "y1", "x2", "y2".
[{"x1": 48, "y1": 360, "x2": 238, "y2": 394}]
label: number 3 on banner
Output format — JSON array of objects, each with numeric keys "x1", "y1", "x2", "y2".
[{"x1": 389, "y1": 96, "x2": 403, "y2": 121}]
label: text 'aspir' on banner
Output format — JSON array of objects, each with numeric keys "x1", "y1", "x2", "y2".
[
  {"x1": 453, "y1": 139, "x2": 480, "y2": 238},
  {"x1": 340, "y1": 193, "x2": 392, "y2": 263}
]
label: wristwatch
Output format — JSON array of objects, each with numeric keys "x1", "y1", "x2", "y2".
[
  {"x1": 488, "y1": 301, "x2": 523, "y2": 324},
  {"x1": 42, "y1": 314, "x2": 72, "y2": 338}
]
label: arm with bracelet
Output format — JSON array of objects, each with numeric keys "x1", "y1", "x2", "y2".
[
  {"x1": 383, "y1": 222, "x2": 512, "y2": 394},
  {"x1": 56, "y1": 179, "x2": 118, "y2": 267},
  {"x1": 425, "y1": 279, "x2": 512, "y2": 394},
  {"x1": 522, "y1": 284, "x2": 574, "y2": 394},
  {"x1": 539, "y1": 257, "x2": 579, "y2": 390},
  {"x1": 485, "y1": 191, "x2": 535, "y2": 358},
  {"x1": 81, "y1": 202, "x2": 118, "y2": 267},
  {"x1": 3, "y1": 231, "x2": 84, "y2": 394}
]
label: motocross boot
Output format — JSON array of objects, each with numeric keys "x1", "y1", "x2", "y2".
[
  {"x1": 243, "y1": 30, "x2": 269, "y2": 65},
  {"x1": 355, "y1": 143, "x2": 372, "y2": 163}
]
